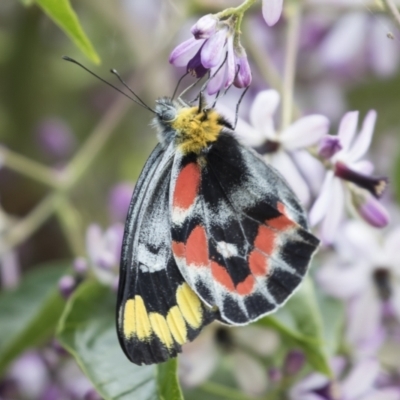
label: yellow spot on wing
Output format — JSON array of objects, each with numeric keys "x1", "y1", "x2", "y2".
[
  {"x1": 134, "y1": 295, "x2": 152, "y2": 340},
  {"x1": 176, "y1": 283, "x2": 203, "y2": 329},
  {"x1": 167, "y1": 306, "x2": 187, "y2": 344},
  {"x1": 123, "y1": 299, "x2": 136, "y2": 339},
  {"x1": 149, "y1": 313, "x2": 173, "y2": 349}
]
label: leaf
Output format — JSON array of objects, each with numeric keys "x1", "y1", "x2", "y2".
[
  {"x1": 257, "y1": 276, "x2": 333, "y2": 377},
  {"x1": 316, "y1": 291, "x2": 345, "y2": 356},
  {"x1": 34, "y1": 0, "x2": 100, "y2": 64},
  {"x1": 57, "y1": 281, "x2": 183, "y2": 400},
  {"x1": 0, "y1": 263, "x2": 67, "y2": 375},
  {"x1": 19, "y1": 0, "x2": 35, "y2": 5}
]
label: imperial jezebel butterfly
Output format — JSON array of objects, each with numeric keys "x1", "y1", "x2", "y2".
[
  {"x1": 116, "y1": 95, "x2": 320, "y2": 366},
  {"x1": 61, "y1": 55, "x2": 319, "y2": 366}
]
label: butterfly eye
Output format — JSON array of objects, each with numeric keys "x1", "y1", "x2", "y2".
[{"x1": 161, "y1": 108, "x2": 177, "y2": 122}]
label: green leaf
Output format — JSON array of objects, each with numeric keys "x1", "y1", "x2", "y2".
[
  {"x1": 0, "y1": 263, "x2": 67, "y2": 375},
  {"x1": 257, "y1": 276, "x2": 333, "y2": 377},
  {"x1": 34, "y1": 0, "x2": 100, "y2": 64},
  {"x1": 19, "y1": 0, "x2": 35, "y2": 6},
  {"x1": 57, "y1": 281, "x2": 183, "y2": 400}
]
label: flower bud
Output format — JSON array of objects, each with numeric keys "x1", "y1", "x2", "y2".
[
  {"x1": 58, "y1": 275, "x2": 77, "y2": 299},
  {"x1": 283, "y1": 350, "x2": 305, "y2": 375},
  {"x1": 234, "y1": 46, "x2": 252, "y2": 88},
  {"x1": 73, "y1": 257, "x2": 88, "y2": 276},
  {"x1": 351, "y1": 189, "x2": 390, "y2": 228},
  {"x1": 318, "y1": 136, "x2": 342, "y2": 159},
  {"x1": 191, "y1": 14, "x2": 219, "y2": 40}
]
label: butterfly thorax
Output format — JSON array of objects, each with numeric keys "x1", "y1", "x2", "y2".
[{"x1": 154, "y1": 97, "x2": 231, "y2": 155}]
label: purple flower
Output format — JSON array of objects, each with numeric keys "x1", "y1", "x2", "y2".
[
  {"x1": 234, "y1": 89, "x2": 329, "y2": 206},
  {"x1": 310, "y1": 110, "x2": 389, "y2": 243},
  {"x1": 108, "y1": 182, "x2": 134, "y2": 223},
  {"x1": 319, "y1": 12, "x2": 400, "y2": 78},
  {"x1": 318, "y1": 221, "x2": 400, "y2": 356},
  {"x1": 179, "y1": 324, "x2": 279, "y2": 396},
  {"x1": 284, "y1": 350, "x2": 306, "y2": 376},
  {"x1": 169, "y1": 16, "x2": 252, "y2": 94},
  {"x1": 58, "y1": 275, "x2": 77, "y2": 299},
  {"x1": 262, "y1": 0, "x2": 283, "y2": 27},
  {"x1": 86, "y1": 223, "x2": 124, "y2": 285},
  {"x1": 290, "y1": 357, "x2": 400, "y2": 400},
  {"x1": 35, "y1": 118, "x2": 76, "y2": 160}
]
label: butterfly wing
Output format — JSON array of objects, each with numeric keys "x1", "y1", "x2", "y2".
[
  {"x1": 170, "y1": 132, "x2": 319, "y2": 325},
  {"x1": 117, "y1": 143, "x2": 214, "y2": 365}
]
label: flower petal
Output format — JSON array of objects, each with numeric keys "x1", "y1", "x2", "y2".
[
  {"x1": 224, "y1": 35, "x2": 236, "y2": 88},
  {"x1": 207, "y1": 62, "x2": 227, "y2": 95},
  {"x1": 317, "y1": 261, "x2": 368, "y2": 299},
  {"x1": 384, "y1": 227, "x2": 400, "y2": 263},
  {"x1": 191, "y1": 14, "x2": 218, "y2": 40},
  {"x1": 232, "y1": 351, "x2": 268, "y2": 396},
  {"x1": 280, "y1": 115, "x2": 330, "y2": 150},
  {"x1": 309, "y1": 171, "x2": 334, "y2": 226},
  {"x1": 249, "y1": 90, "x2": 280, "y2": 139},
  {"x1": 179, "y1": 326, "x2": 219, "y2": 387},
  {"x1": 216, "y1": 104, "x2": 264, "y2": 147},
  {"x1": 363, "y1": 388, "x2": 400, "y2": 400},
  {"x1": 346, "y1": 110, "x2": 377, "y2": 162},
  {"x1": 271, "y1": 151, "x2": 311, "y2": 206},
  {"x1": 319, "y1": 12, "x2": 367, "y2": 69},
  {"x1": 234, "y1": 52, "x2": 252, "y2": 88},
  {"x1": 320, "y1": 178, "x2": 344, "y2": 244},
  {"x1": 262, "y1": 0, "x2": 283, "y2": 26},
  {"x1": 232, "y1": 326, "x2": 280, "y2": 356},
  {"x1": 201, "y1": 28, "x2": 227, "y2": 69},
  {"x1": 169, "y1": 38, "x2": 204, "y2": 67},
  {"x1": 341, "y1": 359, "x2": 380, "y2": 399},
  {"x1": 337, "y1": 111, "x2": 359, "y2": 152},
  {"x1": 346, "y1": 286, "x2": 382, "y2": 347},
  {"x1": 369, "y1": 16, "x2": 400, "y2": 77}
]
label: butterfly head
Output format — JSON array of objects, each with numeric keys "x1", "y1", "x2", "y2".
[{"x1": 154, "y1": 97, "x2": 233, "y2": 154}]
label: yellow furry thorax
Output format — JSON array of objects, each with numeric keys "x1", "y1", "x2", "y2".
[{"x1": 170, "y1": 106, "x2": 224, "y2": 154}]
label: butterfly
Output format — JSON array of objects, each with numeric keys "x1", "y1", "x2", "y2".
[{"x1": 116, "y1": 94, "x2": 320, "y2": 366}]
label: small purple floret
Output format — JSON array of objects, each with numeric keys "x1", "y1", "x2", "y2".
[
  {"x1": 191, "y1": 14, "x2": 218, "y2": 40},
  {"x1": 318, "y1": 136, "x2": 342, "y2": 159},
  {"x1": 58, "y1": 275, "x2": 76, "y2": 299}
]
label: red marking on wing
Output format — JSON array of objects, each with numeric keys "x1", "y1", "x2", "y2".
[
  {"x1": 268, "y1": 202, "x2": 296, "y2": 231},
  {"x1": 173, "y1": 163, "x2": 201, "y2": 210},
  {"x1": 172, "y1": 241, "x2": 185, "y2": 259},
  {"x1": 211, "y1": 261, "x2": 235, "y2": 292},
  {"x1": 254, "y1": 225, "x2": 276, "y2": 255},
  {"x1": 248, "y1": 250, "x2": 269, "y2": 277},
  {"x1": 186, "y1": 225, "x2": 208, "y2": 267},
  {"x1": 236, "y1": 275, "x2": 255, "y2": 296}
]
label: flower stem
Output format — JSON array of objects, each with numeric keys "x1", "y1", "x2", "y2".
[
  {"x1": 280, "y1": 2, "x2": 301, "y2": 131},
  {"x1": 0, "y1": 145, "x2": 60, "y2": 189},
  {"x1": 1, "y1": 193, "x2": 63, "y2": 257},
  {"x1": 55, "y1": 198, "x2": 85, "y2": 257},
  {"x1": 384, "y1": 0, "x2": 400, "y2": 29},
  {"x1": 200, "y1": 381, "x2": 256, "y2": 400},
  {"x1": 217, "y1": 0, "x2": 258, "y2": 20}
]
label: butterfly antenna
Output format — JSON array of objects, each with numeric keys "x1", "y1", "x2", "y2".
[
  {"x1": 110, "y1": 69, "x2": 155, "y2": 113},
  {"x1": 190, "y1": 52, "x2": 228, "y2": 107},
  {"x1": 234, "y1": 86, "x2": 249, "y2": 130},
  {"x1": 172, "y1": 71, "x2": 189, "y2": 100},
  {"x1": 62, "y1": 56, "x2": 155, "y2": 113},
  {"x1": 212, "y1": 65, "x2": 240, "y2": 109}
]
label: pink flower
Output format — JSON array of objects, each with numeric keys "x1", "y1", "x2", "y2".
[
  {"x1": 318, "y1": 221, "x2": 400, "y2": 356},
  {"x1": 310, "y1": 110, "x2": 389, "y2": 243},
  {"x1": 234, "y1": 89, "x2": 329, "y2": 206},
  {"x1": 169, "y1": 15, "x2": 252, "y2": 94}
]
